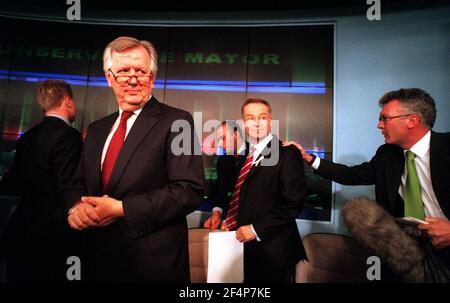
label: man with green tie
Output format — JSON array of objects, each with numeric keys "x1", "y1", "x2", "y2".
[{"x1": 284, "y1": 88, "x2": 450, "y2": 275}]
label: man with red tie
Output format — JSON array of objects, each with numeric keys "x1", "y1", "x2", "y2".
[
  {"x1": 221, "y1": 98, "x2": 307, "y2": 282},
  {"x1": 66, "y1": 36, "x2": 204, "y2": 282}
]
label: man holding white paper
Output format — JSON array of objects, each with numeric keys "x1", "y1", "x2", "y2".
[{"x1": 221, "y1": 98, "x2": 307, "y2": 283}]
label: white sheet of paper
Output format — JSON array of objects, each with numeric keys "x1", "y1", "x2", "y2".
[{"x1": 207, "y1": 231, "x2": 244, "y2": 283}]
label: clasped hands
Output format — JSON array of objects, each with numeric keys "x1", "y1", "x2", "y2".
[{"x1": 68, "y1": 195, "x2": 124, "y2": 230}]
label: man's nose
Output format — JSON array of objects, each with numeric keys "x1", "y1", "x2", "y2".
[{"x1": 129, "y1": 76, "x2": 138, "y2": 85}]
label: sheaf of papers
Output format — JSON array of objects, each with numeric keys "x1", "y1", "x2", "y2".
[
  {"x1": 395, "y1": 216, "x2": 428, "y2": 227},
  {"x1": 207, "y1": 231, "x2": 244, "y2": 283}
]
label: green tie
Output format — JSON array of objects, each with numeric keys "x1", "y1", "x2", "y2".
[{"x1": 404, "y1": 151, "x2": 425, "y2": 220}]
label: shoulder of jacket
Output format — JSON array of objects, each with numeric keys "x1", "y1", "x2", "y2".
[
  {"x1": 88, "y1": 112, "x2": 117, "y2": 129},
  {"x1": 432, "y1": 131, "x2": 450, "y2": 142},
  {"x1": 159, "y1": 102, "x2": 192, "y2": 119},
  {"x1": 376, "y1": 143, "x2": 402, "y2": 155}
]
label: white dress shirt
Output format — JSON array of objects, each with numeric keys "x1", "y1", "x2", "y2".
[{"x1": 250, "y1": 133, "x2": 273, "y2": 166}]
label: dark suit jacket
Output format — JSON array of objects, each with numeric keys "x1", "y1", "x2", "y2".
[
  {"x1": 67, "y1": 98, "x2": 204, "y2": 282},
  {"x1": 0, "y1": 116, "x2": 83, "y2": 282},
  {"x1": 213, "y1": 154, "x2": 245, "y2": 216},
  {"x1": 236, "y1": 138, "x2": 307, "y2": 282},
  {"x1": 316, "y1": 131, "x2": 450, "y2": 218}
]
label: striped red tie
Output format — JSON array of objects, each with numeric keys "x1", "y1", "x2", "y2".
[
  {"x1": 101, "y1": 111, "x2": 133, "y2": 193},
  {"x1": 225, "y1": 147, "x2": 255, "y2": 230}
]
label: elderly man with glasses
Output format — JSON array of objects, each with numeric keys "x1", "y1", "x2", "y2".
[
  {"x1": 285, "y1": 88, "x2": 450, "y2": 281},
  {"x1": 66, "y1": 36, "x2": 204, "y2": 282}
]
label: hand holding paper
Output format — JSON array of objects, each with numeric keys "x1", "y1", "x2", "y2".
[{"x1": 418, "y1": 217, "x2": 450, "y2": 249}]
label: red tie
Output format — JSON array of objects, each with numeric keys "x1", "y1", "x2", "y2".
[
  {"x1": 225, "y1": 147, "x2": 255, "y2": 230},
  {"x1": 101, "y1": 111, "x2": 133, "y2": 193}
]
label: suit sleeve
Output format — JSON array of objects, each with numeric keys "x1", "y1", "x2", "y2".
[
  {"x1": 123, "y1": 112, "x2": 205, "y2": 239},
  {"x1": 49, "y1": 128, "x2": 83, "y2": 228},
  {"x1": 253, "y1": 147, "x2": 307, "y2": 243},
  {"x1": 316, "y1": 154, "x2": 377, "y2": 186}
]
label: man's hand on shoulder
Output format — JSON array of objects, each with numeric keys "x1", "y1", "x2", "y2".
[{"x1": 283, "y1": 141, "x2": 314, "y2": 164}]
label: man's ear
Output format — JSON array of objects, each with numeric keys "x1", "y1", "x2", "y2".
[
  {"x1": 64, "y1": 97, "x2": 72, "y2": 108},
  {"x1": 407, "y1": 114, "x2": 420, "y2": 129}
]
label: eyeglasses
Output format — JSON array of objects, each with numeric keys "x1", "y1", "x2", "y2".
[
  {"x1": 378, "y1": 114, "x2": 414, "y2": 122},
  {"x1": 108, "y1": 69, "x2": 151, "y2": 86}
]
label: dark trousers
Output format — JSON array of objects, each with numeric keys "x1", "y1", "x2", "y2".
[{"x1": 244, "y1": 242, "x2": 296, "y2": 283}]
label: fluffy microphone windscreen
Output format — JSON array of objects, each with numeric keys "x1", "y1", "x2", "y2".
[{"x1": 342, "y1": 196, "x2": 424, "y2": 282}]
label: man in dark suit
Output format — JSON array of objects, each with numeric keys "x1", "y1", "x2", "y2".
[
  {"x1": 285, "y1": 88, "x2": 450, "y2": 267},
  {"x1": 0, "y1": 79, "x2": 82, "y2": 282},
  {"x1": 204, "y1": 120, "x2": 245, "y2": 230},
  {"x1": 221, "y1": 98, "x2": 307, "y2": 282},
  {"x1": 66, "y1": 36, "x2": 204, "y2": 282}
]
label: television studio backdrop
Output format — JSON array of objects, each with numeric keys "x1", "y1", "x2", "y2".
[{"x1": 0, "y1": 0, "x2": 448, "y2": 284}]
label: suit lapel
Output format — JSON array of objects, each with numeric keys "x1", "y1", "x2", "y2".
[
  {"x1": 246, "y1": 138, "x2": 277, "y2": 180},
  {"x1": 246, "y1": 154, "x2": 265, "y2": 180},
  {"x1": 106, "y1": 98, "x2": 160, "y2": 194}
]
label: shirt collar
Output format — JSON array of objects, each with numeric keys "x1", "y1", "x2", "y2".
[
  {"x1": 250, "y1": 133, "x2": 273, "y2": 156},
  {"x1": 45, "y1": 114, "x2": 70, "y2": 126},
  {"x1": 406, "y1": 130, "x2": 431, "y2": 159}
]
